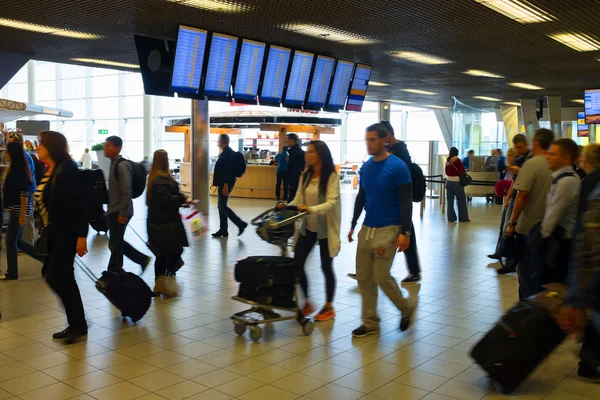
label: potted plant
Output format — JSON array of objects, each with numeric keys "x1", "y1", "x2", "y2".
[{"x1": 92, "y1": 143, "x2": 110, "y2": 180}]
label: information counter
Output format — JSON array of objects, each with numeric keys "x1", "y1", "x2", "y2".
[{"x1": 231, "y1": 165, "x2": 278, "y2": 199}]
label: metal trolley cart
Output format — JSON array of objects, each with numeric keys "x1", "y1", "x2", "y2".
[{"x1": 231, "y1": 207, "x2": 314, "y2": 341}]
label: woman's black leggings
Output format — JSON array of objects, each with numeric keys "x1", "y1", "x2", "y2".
[
  {"x1": 294, "y1": 230, "x2": 335, "y2": 303},
  {"x1": 154, "y1": 253, "x2": 180, "y2": 278}
]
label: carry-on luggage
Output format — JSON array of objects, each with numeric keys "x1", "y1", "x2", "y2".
[
  {"x1": 76, "y1": 258, "x2": 154, "y2": 322},
  {"x1": 470, "y1": 299, "x2": 565, "y2": 393},
  {"x1": 90, "y1": 216, "x2": 109, "y2": 234},
  {"x1": 234, "y1": 256, "x2": 300, "y2": 287},
  {"x1": 237, "y1": 284, "x2": 296, "y2": 309}
]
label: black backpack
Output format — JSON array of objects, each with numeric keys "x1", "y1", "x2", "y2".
[
  {"x1": 410, "y1": 163, "x2": 426, "y2": 203},
  {"x1": 233, "y1": 152, "x2": 247, "y2": 178},
  {"x1": 115, "y1": 158, "x2": 148, "y2": 199}
]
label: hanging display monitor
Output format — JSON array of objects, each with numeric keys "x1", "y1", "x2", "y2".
[
  {"x1": 578, "y1": 112, "x2": 589, "y2": 137},
  {"x1": 326, "y1": 60, "x2": 354, "y2": 111},
  {"x1": 233, "y1": 39, "x2": 266, "y2": 101},
  {"x1": 204, "y1": 32, "x2": 239, "y2": 98},
  {"x1": 305, "y1": 55, "x2": 335, "y2": 110},
  {"x1": 346, "y1": 64, "x2": 373, "y2": 112},
  {"x1": 584, "y1": 89, "x2": 600, "y2": 124},
  {"x1": 259, "y1": 45, "x2": 292, "y2": 105},
  {"x1": 171, "y1": 26, "x2": 208, "y2": 94},
  {"x1": 283, "y1": 50, "x2": 315, "y2": 107}
]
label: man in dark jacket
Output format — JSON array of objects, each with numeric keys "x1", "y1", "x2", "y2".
[
  {"x1": 212, "y1": 134, "x2": 248, "y2": 238},
  {"x1": 286, "y1": 133, "x2": 305, "y2": 202},
  {"x1": 579, "y1": 143, "x2": 600, "y2": 215}
]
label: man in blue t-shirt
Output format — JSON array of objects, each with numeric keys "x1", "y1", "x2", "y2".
[
  {"x1": 348, "y1": 123, "x2": 414, "y2": 338},
  {"x1": 271, "y1": 146, "x2": 289, "y2": 201}
]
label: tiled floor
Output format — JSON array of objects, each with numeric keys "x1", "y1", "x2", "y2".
[{"x1": 0, "y1": 192, "x2": 596, "y2": 400}]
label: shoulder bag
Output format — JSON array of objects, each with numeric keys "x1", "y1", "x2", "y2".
[{"x1": 451, "y1": 161, "x2": 473, "y2": 187}]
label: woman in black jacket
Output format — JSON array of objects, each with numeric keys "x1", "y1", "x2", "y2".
[
  {"x1": 147, "y1": 150, "x2": 188, "y2": 296},
  {"x1": 37, "y1": 131, "x2": 89, "y2": 344}
]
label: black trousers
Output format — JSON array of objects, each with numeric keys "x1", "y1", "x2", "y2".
[
  {"x1": 294, "y1": 230, "x2": 335, "y2": 303},
  {"x1": 45, "y1": 238, "x2": 87, "y2": 333},
  {"x1": 276, "y1": 171, "x2": 289, "y2": 201},
  {"x1": 108, "y1": 213, "x2": 148, "y2": 271},
  {"x1": 403, "y1": 224, "x2": 421, "y2": 275},
  {"x1": 154, "y1": 253, "x2": 181, "y2": 278},
  {"x1": 218, "y1": 184, "x2": 244, "y2": 232}
]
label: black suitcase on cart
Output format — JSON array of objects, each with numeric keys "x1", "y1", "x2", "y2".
[
  {"x1": 470, "y1": 300, "x2": 565, "y2": 393},
  {"x1": 237, "y1": 284, "x2": 296, "y2": 309},
  {"x1": 234, "y1": 256, "x2": 300, "y2": 287}
]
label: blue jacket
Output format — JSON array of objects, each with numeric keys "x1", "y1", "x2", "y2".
[{"x1": 24, "y1": 151, "x2": 36, "y2": 194}]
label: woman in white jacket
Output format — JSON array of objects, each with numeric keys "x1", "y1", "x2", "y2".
[{"x1": 285, "y1": 140, "x2": 341, "y2": 322}]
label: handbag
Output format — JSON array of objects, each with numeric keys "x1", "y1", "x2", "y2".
[
  {"x1": 499, "y1": 234, "x2": 525, "y2": 261},
  {"x1": 35, "y1": 163, "x2": 64, "y2": 256},
  {"x1": 450, "y1": 161, "x2": 472, "y2": 187}
]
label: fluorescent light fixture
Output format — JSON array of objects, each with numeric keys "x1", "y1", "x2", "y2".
[
  {"x1": 0, "y1": 18, "x2": 100, "y2": 39},
  {"x1": 390, "y1": 51, "x2": 452, "y2": 65},
  {"x1": 369, "y1": 81, "x2": 389, "y2": 87},
  {"x1": 549, "y1": 32, "x2": 600, "y2": 52},
  {"x1": 503, "y1": 102, "x2": 521, "y2": 106},
  {"x1": 166, "y1": 0, "x2": 254, "y2": 12},
  {"x1": 463, "y1": 69, "x2": 504, "y2": 78},
  {"x1": 572, "y1": 99, "x2": 585, "y2": 104},
  {"x1": 425, "y1": 105, "x2": 448, "y2": 109},
  {"x1": 473, "y1": 96, "x2": 501, "y2": 101},
  {"x1": 508, "y1": 82, "x2": 544, "y2": 90},
  {"x1": 385, "y1": 99, "x2": 412, "y2": 104},
  {"x1": 71, "y1": 58, "x2": 139, "y2": 69},
  {"x1": 474, "y1": 0, "x2": 555, "y2": 23},
  {"x1": 280, "y1": 23, "x2": 377, "y2": 44},
  {"x1": 401, "y1": 88, "x2": 437, "y2": 95}
]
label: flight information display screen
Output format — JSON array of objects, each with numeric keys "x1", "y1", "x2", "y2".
[
  {"x1": 204, "y1": 32, "x2": 238, "y2": 97},
  {"x1": 233, "y1": 39, "x2": 266, "y2": 100},
  {"x1": 346, "y1": 64, "x2": 372, "y2": 112},
  {"x1": 326, "y1": 60, "x2": 354, "y2": 110},
  {"x1": 284, "y1": 50, "x2": 314, "y2": 106},
  {"x1": 578, "y1": 112, "x2": 589, "y2": 137},
  {"x1": 584, "y1": 89, "x2": 600, "y2": 124},
  {"x1": 260, "y1": 45, "x2": 292, "y2": 104},
  {"x1": 306, "y1": 55, "x2": 335, "y2": 109},
  {"x1": 171, "y1": 26, "x2": 208, "y2": 93}
]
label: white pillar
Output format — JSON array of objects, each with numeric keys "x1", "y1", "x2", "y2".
[
  {"x1": 500, "y1": 105, "x2": 519, "y2": 145},
  {"x1": 143, "y1": 95, "x2": 152, "y2": 157},
  {"x1": 191, "y1": 99, "x2": 210, "y2": 215},
  {"x1": 545, "y1": 96, "x2": 562, "y2": 137},
  {"x1": 27, "y1": 60, "x2": 35, "y2": 104},
  {"x1": 433, "y1": 109, "x2": 452, "y2": 149},
  {"x1": 519, "y1": 99, "x2": 539, "y2": 139}
]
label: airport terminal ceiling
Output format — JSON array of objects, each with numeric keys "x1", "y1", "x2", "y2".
[{"x1": 1, "y1": 0, "x2": 600, "y2": 109}]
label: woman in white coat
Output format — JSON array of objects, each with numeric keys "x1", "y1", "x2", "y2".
[{"x1": 285, "y1": 140, "x2": 341, "y2": 322}]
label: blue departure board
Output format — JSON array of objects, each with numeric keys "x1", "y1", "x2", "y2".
[
  {"x1": 306, "y1": 55, "x2": 335, "y2": 109},
  {"x1": 585, "y1": 89, "x2": 600, "y2": 124},
  {"x1": 346, "y1": 64, "x2": 372, "y2": 112},
  {"x1": 260, "y1": 45, "x2": 292, "y2": 104},
  {"x1": 326, "y1": 60, "x2": 354, "y2": 110},
  {"x1": 171, "y1": 26, "x2": 208, "y2": 93},
  {"x1": 204, "y1": 32, "x2": 238, "y2": 97},
  {"x1": 233, "y1": 39, "x2": 266, "y2": 101},
  {"x1": 284, "y1": 50, "x2": 314, "y2": 106}
]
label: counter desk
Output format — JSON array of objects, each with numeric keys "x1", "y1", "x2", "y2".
[{"x1": 218, "y1": 164, "x2": 278, "y2": 200}]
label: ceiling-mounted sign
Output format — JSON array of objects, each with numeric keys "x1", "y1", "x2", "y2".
[{"x1": 98, "y1": 129, "x2": 109, "y2": 135}]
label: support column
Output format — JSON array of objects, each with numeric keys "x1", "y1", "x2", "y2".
[
  {"x1": 401, "y1": 110, "x2": 408, "y2": 142},
  {"x1": 378, "y1": 101, "x2": 391, "y2": 122},
  {"x1": 546, "y1": 96, "x2": 562, "y2": 137},
  {"x1": 27, "y1": 60, "x2": 35, "y2": 104},
  {"x1": 191, "y1": 99, "x2": 210, "y2": 215},
  {"x1": 519, "y1": 99, "x2": 539, "y2": 139},
  {"x1": 433, "y1": 109, "x2": 452, "y2": 149},
  {"x1": 143, "y1": 95, "x2": 152, "y2": 157},
  {"x1": 500, "y1": 105, "x2": 519, "y2": 145},
  {"x1": 590, "y1": 125, "x2": 597, "y2": 143}
]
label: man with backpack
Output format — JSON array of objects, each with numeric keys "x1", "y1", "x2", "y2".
[
  {"x1": 286, "y1": 133, "x2": 305, "y2": 202},
  {"x1": 211, "y1": 134, "x2": 248, "y2": 238},
  {"x1": 104, "y1": 136, "x2": 151, "y2": 272}
]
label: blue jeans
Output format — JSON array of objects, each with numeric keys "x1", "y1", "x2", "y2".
[
  {"x1": 446, "y1": 181, "x2": 469, "y2": 222},
  {"x1": 217, "y1": 184, "x2": 244, "y2": 232},
  {"x1": 5, "y1": 210, "x2": 46, "y2": 277}
]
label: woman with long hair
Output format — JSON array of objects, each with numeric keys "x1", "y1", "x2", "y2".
[
  {"x1": 445, "y1": 147, "x2": 470, "y2": 223},
  {"x1": 1, "y1": 141, "x2": 44, "y2": 280},
  {"x1": 286, "y1": 140, "x2": 341, "y2": 321},
  {"x1": 37, "y1": 131, "x2": 89, "y2": 344},
  {"x1": 146, "y1": 150, "x2": 188, "y2": 296}
]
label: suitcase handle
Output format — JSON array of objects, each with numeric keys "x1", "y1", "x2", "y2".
[{"x1": 75, "y1": 257, "x2": 99, "y2": 282}]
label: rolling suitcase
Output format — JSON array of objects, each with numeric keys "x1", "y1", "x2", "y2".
[
  {"x1": 234, "y1": 256, "x2": 300, "y2": 287},
  {"x1": 237, "y1": 284, "x2": 296, "y2": 309},
  {"x1": 75, "y1": 258, "x2": 154, "y2": 322},
  {"x1": 470, "y1": 300, "x2": 565, "y2": 393}
]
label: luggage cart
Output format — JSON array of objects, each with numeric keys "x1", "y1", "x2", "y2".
[{"x1": 231, "y1": 206, "x2": 314, "y2": 341}]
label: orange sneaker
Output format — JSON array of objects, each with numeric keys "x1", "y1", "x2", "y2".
[
  {"x1": 302, "y1": 302, "x2": 315, "y2": 317},
  {"x1": 315, "y1": 306, "x2": 336, "y2": 322}
]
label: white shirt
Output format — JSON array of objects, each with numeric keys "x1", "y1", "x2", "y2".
[
  {"x1": 540, "y1": 165, "x2": 580, "y2": 239},
  {"x1": 304, "y1": 177, "x2": 320, "y2": 232},
  {"x1": 80, "y1": 153, "x2": 93, "y2": 170}
]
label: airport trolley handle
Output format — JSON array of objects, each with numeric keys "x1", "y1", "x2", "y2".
[{"x1": 250, "y1": 206, "x2": 307, "y2": 229}]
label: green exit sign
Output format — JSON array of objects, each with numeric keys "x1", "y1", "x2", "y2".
[{"x1": 98, "y1": 129, "x2": 109, "y2": 135}]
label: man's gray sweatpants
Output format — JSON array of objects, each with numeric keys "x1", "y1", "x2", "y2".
[{"x1": 356, "y1": 225, "x2": 410, "y2": 330}]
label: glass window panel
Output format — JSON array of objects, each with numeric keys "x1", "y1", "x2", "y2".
[
  {"x1": 124, "y1": 119, "x2": 144, "y2": 141},
  {"x1": 61, "y1": 78, "x2": 86, "y2": 99},
  {"x1": 36, "y1": 80, "x2": 56, "y2": 101},
  {"x1": 68, "y1": 142, "x2": 87, "y2": 160},
  {"x1": 122, "y1": 73, "x2": 144, "y2": 96},
  {"x1": 346, "y1": 111, "x2": 377, "y2": 139},
  {"x1": 92, "y1": 120, "x2": 119, "y2": 144},
  {"x1": 61, "y1": 99, "x2": 87, "y2": 119},
  {"x1": 92, "y1": 75, "x2": 119, "y2": 98},
  {"x1": 406, "y1": 111, "x2": 443, "y2": 142},
  {"x1": 36, "y1": 100, "x2": 57, "y2": 109},
  {"x1": 91, "y1": 97, "x2": 119, "y2": 118},
  {"x1": 8, "y1": 64, "x2": 28, "y2": 84},
  {"x1": 61, "y1": 121, "x2": 88, "y2": 145},
  {"x1": 91, "y1": 67, "x2": 118, "y2": 77},
  {"x1": 36, "y1": 61, "x2": 56, "y2": 81},
  {"x1": 160, "y1": 97, "x2": 191, "y2": 117},
  {"x1": 123, "y1": 96, "x2": 143, "y2": 118},
  {"x1": 346, "y1": 140, "x2": 369, "y2": 163},
  {"x1": 158, "y1": 141, "x2": 185, "y2": 161},
  {"x1": 4, "y1": 83, "x2": 28, "y2": 102},
  {"x1": 122, "y1": 141, "x2": 144, "y2": 161},
  {"x1": 61, "y1": 63, "x2": 87, "y2": 79}
]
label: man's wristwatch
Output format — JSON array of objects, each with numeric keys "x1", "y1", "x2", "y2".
[{"x1": 510, "y1": 222, "x2": 518, "y2": 227}]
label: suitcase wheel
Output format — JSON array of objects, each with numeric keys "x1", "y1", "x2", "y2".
[
  {"x1": 250, "y1": 325, "x2": 262, "y2": 342},
  {"x1": 234, "y1": 321, "x2": 246, "y2": 336}
]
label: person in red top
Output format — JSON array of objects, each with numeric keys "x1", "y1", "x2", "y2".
[{"x1": 445, "y1": 147, "x2": 470, "y2": 223}]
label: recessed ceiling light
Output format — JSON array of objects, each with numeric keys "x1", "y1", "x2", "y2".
[
  {"x1": 474, "y1": 0, "x2": 555, "y2": 23},
  {"x1": 0, "y1": 18, "x2": 100, "y2": 39},
  {"x1": 474, "y1": 96, "x2": 502, "y2": 101},
  {"x1": 390, "y1": 51, "x2": 452, "y2": 65},
  {"x1": 463, "y1": 69, "x2": 504, "y2": 78},
  {"x1": 425, "y1": 105, "x2": 448, "y2": 109},
  {"x1": 280, "y1": 23, "x2": 377, "y2": 44},
  {"x1": 70, "y1": 58, "x2": 139, "y2": 69},
  {"x1": 401, "y1": 88, "x2": 437, "y2": 95},
  {"x1": 166, "y1": 0, "x2": 254, "y2": 12},
  {"x1": 572, "y1": 99, "x2": 585, "y2": 104},
  {"x1": 369, "y1": 81, "x2": 389, "y2": 87},
  {"x1": 503, "y1": 102, "x2": 521, "y2": 106},
  {"x1": 385, "y1": 99, "x2": 412, "y2": 104},
  {"x1": 549, "y1": 32, "x2": 600, "y2": 52},
  {"x1": 508, "y1": 82, "x2": 544, "y2": 90}
]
